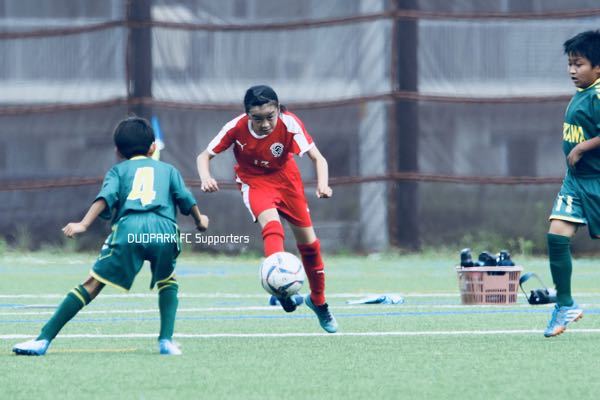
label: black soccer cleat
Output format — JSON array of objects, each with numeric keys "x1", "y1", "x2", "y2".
[
  {"x1": 496, "y1": 250, "x2": 515, "y2": 266},
  {"x1": 273, "y1": 294, "x2": 304, "y2": 313},
  {"x1": 477, "y1": 251, "x2": 497, "y2": 266}
]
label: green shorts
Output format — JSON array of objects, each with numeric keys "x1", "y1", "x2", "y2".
[
  {"x1": 549, "y1": 172, "x2": 600, "y2": 238},
  {"x1": 91, "y1": 213, "x2": 181, "y2": 291}
]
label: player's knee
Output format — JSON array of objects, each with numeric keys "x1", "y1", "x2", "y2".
[
  {"x1": 157, "y1": 277, "x2": 179, "y2": 292},
  {"x1": 297, "y1": 238, "x2": 320, "y2": 256},
  {"x1": 548, "y1": 219, "x2": 577, "y2": 237},
  {"x1": 82, "y1": 277, "x2": 104, "y2": 300},
  {"x1": 262, "y1": 220, "x2": 285, "y2": 240}
]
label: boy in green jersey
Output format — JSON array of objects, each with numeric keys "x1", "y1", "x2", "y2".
[
  {"x1": 13, "y1": 117, "x2": 209, "y2": 355},
  {"x1": 544, "y1": 30, "x2": 600, "y2": 337}
]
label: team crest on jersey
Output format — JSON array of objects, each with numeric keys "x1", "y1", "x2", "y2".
[{"x1": 270, "y1": 142, "x2": 284, "y2": 157}]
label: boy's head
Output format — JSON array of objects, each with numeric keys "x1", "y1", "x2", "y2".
[
  {"x1": 244, "y1": 85, "x2": 280, "y2": 136},
  {"x1": 113, "y1": 117, "x2": 155, "y2": 159},
  {"x1": 563, "y1": 30, "x2": 600, "y2": 88}
]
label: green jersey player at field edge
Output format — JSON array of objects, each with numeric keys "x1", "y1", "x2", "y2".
[
  {"x1": 543, "y1": 30, "x2": 600, "y2": 338},
  {"x1": 12, "y1": 117, "x2": 209, "y2": 356}
]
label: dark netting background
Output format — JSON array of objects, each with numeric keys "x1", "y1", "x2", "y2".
[{"x1": 2, "y1": 0, "x2": 600, "y2": 253}]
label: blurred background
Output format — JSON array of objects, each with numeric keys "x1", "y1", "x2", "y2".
[{"x1": 1, "y1": 0, "x2": 600, "y2": 253}]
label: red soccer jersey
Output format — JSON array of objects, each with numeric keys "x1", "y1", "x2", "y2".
[{"x1": 206, "y1": 111, "x2": 315, "y2": 181}]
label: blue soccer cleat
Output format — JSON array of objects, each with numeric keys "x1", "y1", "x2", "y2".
[
  {"x1": 159, "y1": 339, "x2": 182, "y2": 355},
  {"x1": 544, "y1": 302, "x2": 583, "y2": 338},
  {"x1": 269, "y1": 294, "x2": 304, "y2": 313},
  {"x1": 305, "y1": 295, "x2": 338, "y2": 333},
  {"x1": 12, "y1": 339, "x2": 50, "y2": 356}
]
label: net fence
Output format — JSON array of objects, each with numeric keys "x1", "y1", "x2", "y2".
[{"x1": 1, "y1": 0, "x2": 600, "y2": 252}]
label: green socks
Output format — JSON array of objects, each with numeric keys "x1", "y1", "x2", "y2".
[
  {"x1": 547, "y1": 233, "x2": 573, "y2": 307},
  {"x1": 158, "y1": 278, "x2": 179, "y2": 340},
  {"x1": 38, "y1": 285, "x2": 91, "y2": 341}
]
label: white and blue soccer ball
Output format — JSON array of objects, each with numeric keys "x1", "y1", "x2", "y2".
[{"x1": 260, "y1": 252, "x2": 305, "y2": 297}]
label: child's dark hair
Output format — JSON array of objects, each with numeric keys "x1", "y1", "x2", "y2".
[
  {"x1": 244, "y1": 85, "x2": 282, "y2": 113},
  {"x1": 113, "y1": 116, "x2": 155, "y2": 159},
  {"x1": 564, "y1": 30, "x2": 600, "y2": 67}
]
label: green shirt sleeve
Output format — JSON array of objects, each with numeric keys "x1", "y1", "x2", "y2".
[
  {"x1": 95, "y1": 167, "x2": 120, "y2": 220},
  {"x1": 592, "y1": 93, "x2": 600, "y2": 136},
  {"x1": 170, "y1": 167, "x2": 196, "y2": 215}
]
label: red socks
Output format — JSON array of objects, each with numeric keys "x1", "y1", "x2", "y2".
[
  {"x1": 262, "y1": 222, "x2": 326, "y2": 305},
  {"x1": 297, "y1": 239, "x2": 326, "y2": 306},
  {"x1": 262, "y1": 220, "x2": 285, "y2": 257}
]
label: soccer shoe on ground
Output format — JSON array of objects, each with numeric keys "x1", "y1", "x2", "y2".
[
  {"x1": 159, "y1": 339, "x2": 182, "y2": 355},
  {"x1": 544, "y1": 302, "x2": 583, "y2": 338},
  {"x1": 12, "y1": 339, "x2": 50, "y2": 356},
  {"x1": 305, "y1": 295, "x2": 338, "y2": 333},
  {"x1": 269, "y1": 294, "x2": 304, "y2": 312}
]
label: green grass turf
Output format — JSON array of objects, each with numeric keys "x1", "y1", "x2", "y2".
[{"x1": 1, "y1": 251, "x2": 600, "y2": 400}]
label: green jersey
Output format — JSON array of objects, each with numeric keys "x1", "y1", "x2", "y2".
[
  {"x1": 95, "y1": 156, "x2": 196, "y2": 223},
  {"x1": 563, "y1": 78, "x2": 600, "y2": 177}
]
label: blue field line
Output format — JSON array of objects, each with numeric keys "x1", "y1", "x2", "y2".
[
  {"x1": 0, "y1": 304, "x2": 24, "y2": 308},
  {"x1": 1, "y1": 307, "x2": 600, "y2": 324}
]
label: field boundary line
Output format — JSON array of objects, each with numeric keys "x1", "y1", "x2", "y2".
[
  {"x1": 3, "y1": 292, "x2": 600, "y2": 299},
  {"x1": 2, "y1": 303, "x2": 585, "y2": 316},
  {"x1": 3, "y1": 329, "x2": 600, "y2": 340}
]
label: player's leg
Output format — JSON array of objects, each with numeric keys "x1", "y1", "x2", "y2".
[
  {"x1": 12, "y1": 276, "x2": 104, "y2": 356},
  {"x1": 275, "y1": 183, "x2": 337, "y2": 331},
  {"x1": 147, "y1": 217, "x2": 183, "y2": 355},
  {"x1": 153, "y1": 272, "x2": 181, "y2": 355},
  {"x1": 548, "y1": 219, "x2": 577, "y2": 307},
  {"x1": 238, "y1": 179, "x2": 285, "y2": 257},
  {"x1": 544, "y1": 188, "x2": 585, "y2": 337},
  {"x1": 156, "y1": 275, "x2": 181, "y2": 355},
  {"x1": 289, "y1": 224, "x2": 337, "y2": 333},
  {"x1": 258, "y1": 208, "x2": 285, "y2": 257},
  {"x1": 257, "y1": 209, "x2": 303, "y2": 312}
]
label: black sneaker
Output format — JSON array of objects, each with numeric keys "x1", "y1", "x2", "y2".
[
  {"x1": 477, "y1": 251, "x2": 497, "y2": 266},
  {"x1": 272, "y1": 294, "x2": 304, "y2": 313},
  {"x1": 460, "y1": 248, "x2": 474, "y2": 267},
  {"x1": 496, "y1": 250, "x2": 515, "y2": 266}
]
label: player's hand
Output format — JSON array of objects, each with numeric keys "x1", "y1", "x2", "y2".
[
  {"x1": 201, "y1": 177, "x2": 219, "y2": 192},
  {"x1": 62, "y1": 222, "x2": 87, "y2": 238},
  {"x1": 196, "y1": 214, "x2": 209, "y2": 231},
  {"x1": 567, "y1": 146, "x2": 583, "y2": 169},
  {"x1": 316, "y1": 185, "x2": 333, "y2": 199}
]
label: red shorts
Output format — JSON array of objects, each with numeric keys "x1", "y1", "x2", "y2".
[{"x1": 236, "y1": 169, "x2": 312, "y2": 227}]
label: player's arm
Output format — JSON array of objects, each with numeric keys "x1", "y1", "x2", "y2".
[
  {"x1": 567, "y1": 136, "x2": 600, "y2": 168},
  {"x1": 571, "y1": 97, "x2": 600, "y2": 167},
  {"x1": 196, "y1": 150, "x2": 219, "y2": 192},
  {"x1": 306, "y1": 145, "x2": 332, "y2": 199},
  {"x1": 189, "y1": 204, "x2": 209, "y2": 232},
  {"x1": 62, "y1": 199, "x2": 107, "y2": 238}
]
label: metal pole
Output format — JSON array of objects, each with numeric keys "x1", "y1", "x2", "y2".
[
  {"x1": 127, "y1": 0, "x2": 152, "y2": 119},
  {"x1": 392, "y1": 0, "x2": 419, "y2": 249}
]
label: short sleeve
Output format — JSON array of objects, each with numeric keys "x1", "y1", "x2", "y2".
[
  {"x1": 282, "y1": 112, "x2": 315, "y2": 156},
  {"x1": 592, "y1": 92, "x2": 600, "y2": 136},
  {"x1": 95, "y1": 167, "x2": 120, "y2": 220},
  {"x1": 170, "y1": 167, "x2": 197, "y2": 215},
  {"x1": 206, "y1": 114, "x2": 244, "y2": 155}
]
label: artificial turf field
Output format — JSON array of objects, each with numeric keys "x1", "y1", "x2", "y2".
[{"x1": 1, "y1": 251, "x2": 600, "y2": 400}]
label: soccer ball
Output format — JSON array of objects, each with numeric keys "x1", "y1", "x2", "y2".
[{"x1": 260, "y1": 252, "x2": 305, "y2": 298}]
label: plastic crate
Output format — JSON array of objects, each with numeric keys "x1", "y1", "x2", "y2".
[{"x1": 456, "y1": 266, "x2": 523, "y2": 305}]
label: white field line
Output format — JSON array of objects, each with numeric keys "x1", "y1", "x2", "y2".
[
  {"x1": 2, "y1": 292, "x2": 600, "y2": 300},
  {"x1": 0, "y1": 293, "x2": 446, "y2": 299},
  {"x1": 4, "y1": 329, "x2": 600, "y2": 340},
  {"x1": 5, "y1": 302, "x2": 600, "y2": 317},
  {"x1": 0, "y1": 303, "x2": 577, "y2": 316}
]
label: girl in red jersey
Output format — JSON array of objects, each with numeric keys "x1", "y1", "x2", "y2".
[{"x1": 196, "y1": 85, "x2": 337, "y2": 333}]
